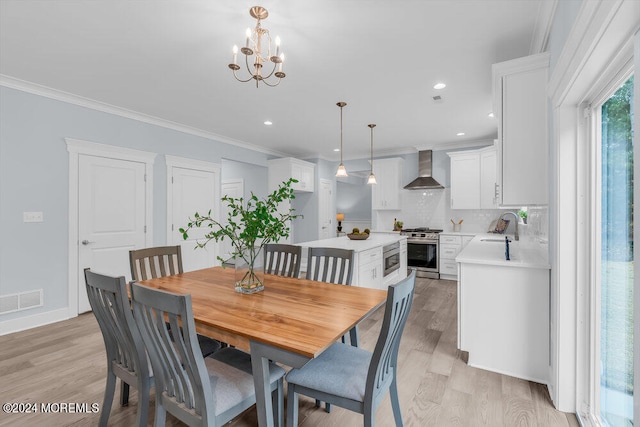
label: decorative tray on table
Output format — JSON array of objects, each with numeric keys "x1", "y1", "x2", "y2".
[{"x1": 347, "y1": 233, "x2": 369, "y2": 240}]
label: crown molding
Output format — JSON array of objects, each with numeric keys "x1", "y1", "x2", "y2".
[
  {"x1": 414, "y1": 138, "x2": 496, "y2": 152},
  {"x1": 0, "y1": 74, "x2": 289, "y2": 158},
  {"x1": 530, "y1": 0, "x2": 558, "y2": 54}
]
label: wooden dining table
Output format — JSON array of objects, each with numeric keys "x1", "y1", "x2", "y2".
[{"x1": 138, "y1": 266, "x2": 388, "y2": 427}]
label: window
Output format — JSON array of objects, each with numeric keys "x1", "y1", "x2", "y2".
[{"x1": 598, "y1": 75, "x2": 634, "y2": 426}]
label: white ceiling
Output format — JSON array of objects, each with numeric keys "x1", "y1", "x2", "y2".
[{"x1": 0, "y1": 0, "x2": 548, "y2": 160}]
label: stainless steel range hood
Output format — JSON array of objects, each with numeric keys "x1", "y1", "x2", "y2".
[{"x1": 403, "y1": 150, "x2": 444, "y2": 190}]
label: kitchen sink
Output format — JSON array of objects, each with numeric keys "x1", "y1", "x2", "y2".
[{"x1": 480, "y1": 238, "x2": 512, "y2": 242}]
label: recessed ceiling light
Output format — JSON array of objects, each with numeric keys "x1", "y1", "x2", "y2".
[
  {"x1": 488, "y1": 112, "x2": 495, "y2": 118},
  {"x1": 433, "y1": 82, "x2": 446, "y2": 90},
  {"x1": 333, "y1": 148, "x2": 340, "y2": 152},
  {"x1": 456, "y1": 132, "x2": 465, "y2": 136},
  {"x1": 264, "y1": 120, "x2": 273, "y2": 126}
]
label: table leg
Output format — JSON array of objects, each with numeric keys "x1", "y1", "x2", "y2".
[{"x1": 250, "y1": 341, "x2": 311, "y2": 427}]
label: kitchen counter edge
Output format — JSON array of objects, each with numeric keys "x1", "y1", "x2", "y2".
[{"x1": 455, "y1": 233, "x2": 550, "y2": 269}]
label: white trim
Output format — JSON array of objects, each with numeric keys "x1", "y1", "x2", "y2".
[
  {"x1": 547, "y1": 0, "x2": 640, "y2": 416},
  {"x1": 548, "y1": 0, "x2": 638, "y2": 106},
  {"x1": 66, "y1": 138, "x2": 157, "y2": 163},
  {"x1": 634, "y1": 29, "x2": 640, "y2": 427},
  {"x1": 530, "y1": 0, "x2": 558, "y2": 54},
  {"x1": 0, "y1": 308, "x2": 71, "y2": 336},
  {"x1": 165, "y1": 156, "x2": 221, "y2": 247},
  {"x1": 1, "y1": 74, "x2": 288, "y2": 158},
  {"x1": 66, "y1": 138, "x2": 156, "y2": 318},
  {"x1": 420, "y1": 139, "x2": 495, "y2": 152},
  {"x1": 165, "y1": 155, "x2": 220, "y2": 173}
]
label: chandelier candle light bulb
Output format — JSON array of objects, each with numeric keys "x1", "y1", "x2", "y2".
[{"x1": 229, "y1": 6, "x2": 286, "y2": 88}]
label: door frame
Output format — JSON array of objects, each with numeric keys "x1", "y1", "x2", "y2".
[
  {"x1": 318, "y1": 179, "x2": 334, "y2": 239},
  {"x1": 66, "y1": 138, "x2": 156, "y2": 318},
  {"x1": 165, "y1": 155, "x2": 221, "y2": 247}
]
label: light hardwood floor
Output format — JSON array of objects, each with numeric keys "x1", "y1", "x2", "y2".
[{"x1": 0, "y1": 277, "x2": 578, "y2": 426}]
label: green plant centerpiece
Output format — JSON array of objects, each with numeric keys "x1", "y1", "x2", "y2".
[{"x1": 179, "y1": 178, "x2": 300, "y2": 294}]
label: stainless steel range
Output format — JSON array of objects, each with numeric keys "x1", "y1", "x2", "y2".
[{"x1": 400, "y1": 227, "x2": 442, "y2": 279}]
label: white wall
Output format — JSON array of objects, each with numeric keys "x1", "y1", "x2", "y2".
[
  {"x1": 0, "y1": 85, "x2": 270, "y2": 329},
  {"x1": 221, "y1": 158, "x2": 268, "y2": 200}
]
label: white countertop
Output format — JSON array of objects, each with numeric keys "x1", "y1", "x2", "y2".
[
  {"x1": 296, "y1": 233, "x2": 406, "y2": 252},
  {"x1": 440, "y1": 231, "x2": 477, "y2": 237},
  {"x1": 456, "y1": 233, "x2": 550, "y2": 269}
]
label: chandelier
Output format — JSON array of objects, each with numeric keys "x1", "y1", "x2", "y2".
[
  {"x1": 367, "y1": 124, "x2": 377, "y2": 184},
  {"x1": 335, "y1": 102, "x2": 348, "y2": 177},
  {"x1": 228, "y1": 6, "x2": 286, "y2": 88}
]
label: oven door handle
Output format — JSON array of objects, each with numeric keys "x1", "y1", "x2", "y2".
[{"x1": 407, "y1": 239, "x2": 438, "y2": 244}]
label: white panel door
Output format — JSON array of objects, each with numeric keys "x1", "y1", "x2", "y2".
[
  {"x1": 318, "y1": 179, "x2": 333, "y2": 239},
  {"x1": 220, "y1": 179, "x2": 244, "y2": 262},
  {"x1": 170, "y1": 167, "x2": 219, "y2": 272},
  {"x1": 78, "y1": 155, "x2": 147, "y2": 313}
]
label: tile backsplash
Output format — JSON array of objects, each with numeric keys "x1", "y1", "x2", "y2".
[{"x1": 373, "y1": 188, "x2": 549, "y2": 242}]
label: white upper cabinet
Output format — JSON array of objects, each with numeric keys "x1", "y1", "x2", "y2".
[
  {"x1": 449, "y1": 151, "x2": 480, "y2": 209},
  {"x1": 371, "y1": 158, "x2": 403, "y2": 210},
  {"x1": 448, "y1": 145, "x2": 497, "y2": 210},
  {"x1": 268, "y1": 157, "x2": 315, "y2": 192},
  {"x1": 492, "y1": 53, "x2": 549, "y2": 206},
  {"x1": 479, "y1": 147, "x2": 497, "y2": 209}
]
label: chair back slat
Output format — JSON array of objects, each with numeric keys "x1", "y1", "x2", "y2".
[
  {"x1": 306, "y1": 247, "x2": 354, "y2": 286},
  {"x1": 131, "y1": 283, "x2": 213, "y2": 422},
  {"x1": 130, "y1": 246, "x2": 184, "y2": 281},
  {"x1": 264, "y1": 244, "x2": 301, "y2": 278},
  {"x1": 84, "y1": 269, "x2": 146, "y2": 374},
  {"x1": 366, "y1": 271, "x2": 416, "y2": 403}
]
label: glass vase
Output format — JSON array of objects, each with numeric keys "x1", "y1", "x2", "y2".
[{"x1": 234, "y1": 247, "x2": 265, "y2": 294}]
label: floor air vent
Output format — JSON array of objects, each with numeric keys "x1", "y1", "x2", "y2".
[{"x1": 0, "y1": 289, "x2": 43, "y2": 314}]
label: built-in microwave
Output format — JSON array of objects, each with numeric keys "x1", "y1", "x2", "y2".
[{"x1": 383, "y1": 242, "x2": 401, "y2": 277}]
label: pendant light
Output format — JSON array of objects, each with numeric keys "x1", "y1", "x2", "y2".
[
  {"x1": 367, "y1": 124, "x2": 377, "y2": 184},
  {"x1": 335, "y1": 102, "x2": 348, "y2": 177}
]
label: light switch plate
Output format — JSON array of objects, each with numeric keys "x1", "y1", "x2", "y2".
[{"x1": 23, "y1": 211, "x2": 44, "y2": 223}]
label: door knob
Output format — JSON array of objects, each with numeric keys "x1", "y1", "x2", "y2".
[{"x1": 81, "y1": 240, "x2": 94, "y2": 245}]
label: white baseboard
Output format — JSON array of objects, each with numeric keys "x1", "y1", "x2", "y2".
[{"x1": 0, "y1": 308, "x2": 74, "y2": 336}]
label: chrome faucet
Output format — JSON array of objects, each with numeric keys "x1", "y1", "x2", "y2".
[{"x1": 499, "y1": 211, "x2": 519, "y2": 241}]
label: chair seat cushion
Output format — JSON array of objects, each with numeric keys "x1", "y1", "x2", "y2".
[
  {"x1": 207, "y1": 348, "x2": 286, "y2": 415},
  {"x1": 285, "y1": 343, "x2": 372, "y2": 402}
]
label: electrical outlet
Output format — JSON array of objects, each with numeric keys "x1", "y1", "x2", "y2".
[{"x1": 23, "y1": 212, "x2": 44, "y2": 223}]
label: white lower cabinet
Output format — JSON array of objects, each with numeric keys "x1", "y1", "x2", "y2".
[
  {"x1": 357, "y1": 247, "x2": 383, "y2": 290},
  {"x1": 439, "y1": 233, "x2": 475, "y2": 280},
  {"x1": 458, "y1": 261, "x2": 549, "y2": 382}
]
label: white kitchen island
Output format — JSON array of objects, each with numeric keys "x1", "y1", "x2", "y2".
[
  {"x1": 296, "y1": 233, "x2": 407, "y2": 290},
  {"x1": 456, "y1": 234, "x2": 550, "y2": 383}
]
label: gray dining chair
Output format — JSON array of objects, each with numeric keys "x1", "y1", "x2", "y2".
[
  {"x1": 286, "y1": 271, "x2": 416, "y2": 427},
  {"x1": 129, "y1": 245, "x2": 222, "y2": 357},
  {"x1": 264, "y1": 243, "x2": 302, "y2": 278},
  {"x1": 129, "y1": 245, "x2": 183, "y2": 281},
  {"x1": 305, "y1": 247, "x2": 354, "y2": 286},
  {"x1": 306, "y1": 247, "x2": 358, "y2": 343},
  {"x1": 84, "y1": 269, "x2": 152, "y2": 427},
  {"x1": 130, "y1": 282, "x2": 286, "y2": 427},
  {"x1": 305, "y1": 247, "x2": 357, "y2": 412}
]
